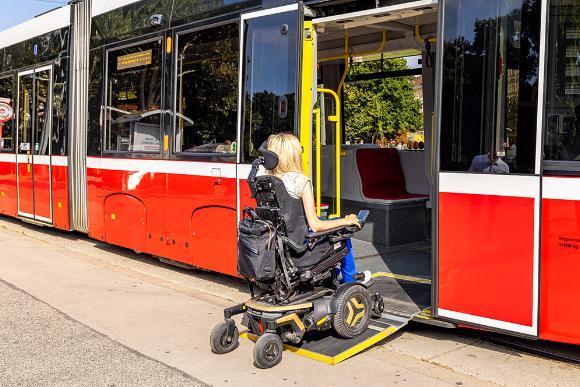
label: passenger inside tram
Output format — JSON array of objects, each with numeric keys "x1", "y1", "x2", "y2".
[{"x1": 468, "y1": 152, "x2": 510, "y2": 174}]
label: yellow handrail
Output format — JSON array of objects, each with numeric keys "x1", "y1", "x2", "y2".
[
  {"x1": 415, "y1": 19, "x2": 437, "y2": 44},
  {"x1": 337, "y1": 32, "x2": 349, "y2": 96},
  {"x1": 314, "y1": 108, "x2": 322, "y2": 217},
  {"x1": 318, "y1": 30, "x2": 387, "y2": 63},
  {"x1": 317, "y1": 88, "x2": 341, "y2": 219}
]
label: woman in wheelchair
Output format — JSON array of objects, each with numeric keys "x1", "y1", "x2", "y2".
[
  {"x1": 265, "y1": 133, "x2": 370, "y2": 284},
  {"x1": 211, "y1": 133, "x2": 380, "y2": 368}
]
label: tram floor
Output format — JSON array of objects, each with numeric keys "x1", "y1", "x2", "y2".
[{"x1": 352, "y1": 239, "x2": 431, "y2": 317}]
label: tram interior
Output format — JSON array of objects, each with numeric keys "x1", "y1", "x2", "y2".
[{"x1": 312, "y1": 5, "x2": 437, "y2": 316}]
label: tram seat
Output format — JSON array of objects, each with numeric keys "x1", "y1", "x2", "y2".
[
  {"x1": 320, "y1": 145, "x2": 429, "y2": 247},
  {"x1": 356, "y1": 148, "x2": 428, "y2": 203}
]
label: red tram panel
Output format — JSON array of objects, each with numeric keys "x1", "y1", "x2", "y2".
[
  {"x1": 0, "y1": 155, "x2": 17, "y2": 217},
  {"x1": 51, "y1": 156, "x2": 70, "y2": 230},
  {"x1": 540, "y1": 177, "x2": 580, "y2": 344}
]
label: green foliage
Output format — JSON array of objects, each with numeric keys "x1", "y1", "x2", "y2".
[{"x1": 343, "y1": 58, "x2": 423, "y2": 143}]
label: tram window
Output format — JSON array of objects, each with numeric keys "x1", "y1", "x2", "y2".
[
  {"x1": 543, "y1": 1, "x2": 580, "y2": 165},
  {"x1": 241, "y1": 11, "x2": 299, "y2": 163},
  {"x1": 0, "y1": 76, "x2": 14, "y2": 152},
  {"x1": 105, "y1": 39, "x2": 162, "y2": 154},
  {"x1": 174, "y1": 23, "x2": 238, "y2": 158},
  {"x1": 440, "y1": 0, "x2": 540, "y2": 174}
]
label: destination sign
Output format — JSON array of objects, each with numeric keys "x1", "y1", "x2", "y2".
[{"x1": 117, "y1": 50, "x2": 152, "y2": 70}]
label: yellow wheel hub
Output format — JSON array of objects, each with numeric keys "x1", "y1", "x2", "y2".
[{"x1": 345, "y1": 297, "x2": 365, "y2": 327}]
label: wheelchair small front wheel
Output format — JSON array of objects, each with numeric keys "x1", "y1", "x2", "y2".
[
  {"x1": 333, "y1": 285, "x2": 371, "y2": 338},
  {"x1": 210, "y1": 321, "x2": 239, "y2": 354},
  {"x1": 253, "y1": 333, "x2": 283, "y2": 369}
]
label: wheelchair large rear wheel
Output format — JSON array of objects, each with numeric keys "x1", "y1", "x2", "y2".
[{"x1": 332, "y1": 285, "x2": 371, "y2": 338}]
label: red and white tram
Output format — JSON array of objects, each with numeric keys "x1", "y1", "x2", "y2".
[{"x1": 0, "y1": 0, "x2": 579, "y2": 346}]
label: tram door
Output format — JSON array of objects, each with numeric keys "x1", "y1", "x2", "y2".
[
  {"x1": 16, "y1": 66, "x2": 53, "y2": 223},
  {"x1": 436, "y1": 0, "x2": 542, "y2": 337}
]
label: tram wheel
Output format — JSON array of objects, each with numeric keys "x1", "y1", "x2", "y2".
[
  {"x1": 210, "y1": 321, "x2": 239, "y2": 354},
  {"x1": 333, "y1": 285, "x2": 371, "y2": 338},
  {"x1": 253, "y1": 333, "x2": 283, "y2": 369}
]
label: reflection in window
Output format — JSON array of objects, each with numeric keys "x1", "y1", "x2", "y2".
[
  {"x1": 34, "y1": 70, "x2": 51, "y2": 156},
  {"x1": 0, "y1": 77, "x2": 14, "y2": 151},
  {"x1": 544, "y1": 1, "x2": 580, "y2": 162},
  {"x1": 440, "y1": 0, "x2": 540, "y2": 174},
  {"x1": 241, "y1": 11, "x2": 298, "y2": 162},
  {"x1": 106, "y1": 39, "x2": 162, "y2": 153},
  {"x1": 175, "y1": 23, "x2": 238, "y2": 157}
]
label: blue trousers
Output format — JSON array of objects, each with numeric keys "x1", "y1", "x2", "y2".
[{"x1": 338, "y1": 238, "x2": 357, "y2": 283}]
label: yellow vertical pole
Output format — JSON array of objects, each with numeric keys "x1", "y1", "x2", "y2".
[
  {"x1": 315, "y1": 108, "x2": 321, "y2": 217},
  {"x1": 299, "y1": 21, "x2": 315, "y2": 176},
  {"x1": 317, "y1": 88, "x2": 341, "y2": 218}
]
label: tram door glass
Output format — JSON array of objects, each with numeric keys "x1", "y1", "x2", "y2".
[
  {"x1": 16, "y1": 68, "x2": 53, "y2": 222},
  {"x1": 0, "y1": 76, "x2": 14, "y2": 151},
  {"x1": 240, "y1": 9, "x2": 300, "y2": 162},
  {"x1": 437, "y1": 0, "x2": 541, "y2": 336},
  {"x1": 543, "y1": 0, "x2": 580, "y2": 165},
  {"x1": 105, "y1": 39, "x2": 163, "y2": 154},
  {"x1": 440, "y1": 0, "x2": 540, "y2": 174}
]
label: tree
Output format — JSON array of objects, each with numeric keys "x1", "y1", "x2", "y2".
[{"x1": 343, "y1": 58, "x2": 423, "y2": 143}]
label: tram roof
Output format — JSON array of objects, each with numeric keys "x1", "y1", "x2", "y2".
[{"x1": 0, "y1": 0, "x2": 142, "y2": 50}]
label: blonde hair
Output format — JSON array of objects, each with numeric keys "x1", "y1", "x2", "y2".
[{"x1": 267, "y1": 133, "x2": 303, "y2": 175}]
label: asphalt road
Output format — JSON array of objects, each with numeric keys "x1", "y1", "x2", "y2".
[{"x1": 0, "y1": 279, "x2": 205, "y2": 386}]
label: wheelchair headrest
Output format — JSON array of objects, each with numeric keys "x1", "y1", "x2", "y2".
[{"x1": 258, "y1": 141, "x2": 279, "y2": 171}]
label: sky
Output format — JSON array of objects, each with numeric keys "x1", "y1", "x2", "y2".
[{"x1": 0, "y1": 0, "x2": 66, "y2": 32}]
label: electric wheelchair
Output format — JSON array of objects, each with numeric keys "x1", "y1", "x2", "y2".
[{"x1": 210, "y1": 145, "x2": 383, "y2": 368}]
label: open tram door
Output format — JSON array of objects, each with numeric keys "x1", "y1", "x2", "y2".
[
  {"x1": 434, "y1": 0, "x2": 545, "y2": 337},
  {"x1": 16, "y1": 66, "x2": 54, "y2": 224},
  {"x1": 306, "y1": 2, "x2": 439, "y2": 312}
]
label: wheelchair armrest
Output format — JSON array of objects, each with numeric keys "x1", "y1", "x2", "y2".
[
  {"x1": 306, "y1": 226, "x2": 348, "y2": 239},
  {"x1": 306, "y1": 223, "x2": 363, "y2": 239},
  {"x1": 280, "y1": 236, "x2": 308, "y2": 254}
]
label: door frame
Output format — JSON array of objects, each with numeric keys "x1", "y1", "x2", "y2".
[{"x1": 15, "y1": 64, "x2": 54, "y2": 223}]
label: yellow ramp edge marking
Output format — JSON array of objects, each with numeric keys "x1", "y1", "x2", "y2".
[
  {"x1": 372, "y1": 271, "x2": 432, "y2": 285},
  {"x1": 241, "y1": 325, "x2": 401, "y2": 365},
  {"x1": 240, "y1": 331, "x2": 335, "y2": 365}
]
